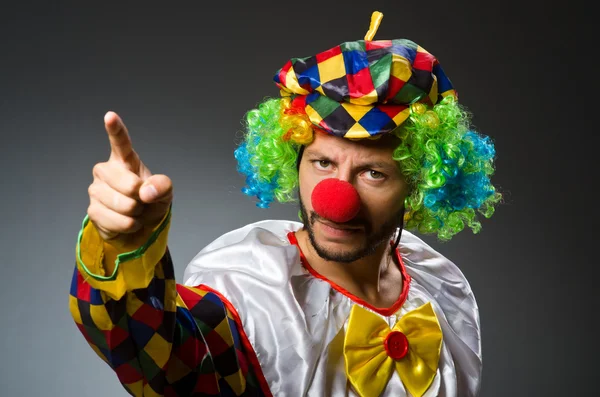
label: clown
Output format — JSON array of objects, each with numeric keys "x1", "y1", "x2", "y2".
[{"x1": 70, "y1": 11, "x2": 501, "y2": 397}]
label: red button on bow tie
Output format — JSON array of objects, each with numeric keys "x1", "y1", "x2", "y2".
[{"x1": 384, "y1": 330, "x2": 409, "y2": 360}]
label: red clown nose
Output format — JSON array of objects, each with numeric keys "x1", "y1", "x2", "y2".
[{"x1": 311, "y1": 178, "x2": 361, "y2": 223}]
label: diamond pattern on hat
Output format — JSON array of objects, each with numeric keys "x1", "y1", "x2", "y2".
[
  {"x1": 340, "y1": 40, "x2": 365, "y2": 53},
  {"x1": 386, "y1": 75, "x2": 406, "y2": 101},
  {"x1": 272, "y1": 35, "x2": 458, "y2": 138},
  {"x1": 391, "y1": 39, "x2": 418, "y2": 63},
  {"x1": 317, "y1": 52, "x2": 346, "y2": 84},
  {"x1": 414, "y1": 47, "x2": 436, "y2": 72},
  {"x1": 275, "y1": 60, "x2": 292, "y2": 86},
  {"x1": 379, "y1": 104, "x2": 410, "y2": 124},
  {"x1": 365, "y1": 40, "x2": 392, "y2": 51},
  {"x1": 298, "y1": 65, "x2": 321, "y2": 91},
  {"x1": 369, "y1": 52, "x2": 392, "y2": 93},
  {"x1": 322, "y1": 105, "x2": 356, "y2": 137},
  {"x1": 390, "y1": 53, "x2": 412, "y2": 86},
  {"x1": 342, "y1": 102, "x2": 372, "y2": 122},
  {"x1": 292, "y1": 55, "x2": 317, "y2": 73},
  {"x1": 315, "y1": 44, "x2": 342, "y2": 62},
  {"x1": 306, "y1": 95, "x2": 339, "y2": 121},
  {"x1": 344, "y1": 123, "x2": 370, "y2": 138},
  {"x1": 433, "y1": 63, "x2": 453, "y2": 93},
  {"x1": 393, "y1": 82, "x2": 427, "y2": 104},
  {"x1": 347, "y1": 68, "x2": 376, "y2": 104},
  {"x1": 357, "y1": 107, "x2": 394, "y2": 135},
  {"x1": 408, "y1": 68, "x2": 435, "y2": 95},
  {"x1": 343, "y1": 49, "x2": 369, "y2": 75},
  {"x1": 294, "y1": 56, "x2": 321, "y2": 90},
  {"x1": 321, "y1": 75, "x2": 349, "y2": 102}
]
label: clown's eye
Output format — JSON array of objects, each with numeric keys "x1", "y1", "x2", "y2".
[
  {"x1": 366, "y1": 170, "x2": 385, "y2": 180},
  {"x1": 314, "y1": 160, "x2": 332, "y2": 169}
]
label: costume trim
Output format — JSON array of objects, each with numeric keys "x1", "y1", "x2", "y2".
[
  {"x1": 76, "y1": 203, "x2": 172, "y2": 281},
  {"x1": 195, "y1": 284, "x2": 274, "y2": 397},
  {"x1": 287, "y1": 231, "x2": 411, "y2": 316}
]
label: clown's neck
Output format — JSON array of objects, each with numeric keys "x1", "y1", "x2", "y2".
[{"x1": 293, "y1": 229, "x2": 403, "y2": 310}]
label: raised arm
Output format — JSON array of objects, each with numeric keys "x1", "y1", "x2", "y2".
[{"x1": 69, "y1": 112, "x2": 265, "y2": 396}]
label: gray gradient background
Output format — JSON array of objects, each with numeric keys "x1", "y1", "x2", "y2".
[{"x1": 0, "y1": 1, "x2": 595, "y2": 396}]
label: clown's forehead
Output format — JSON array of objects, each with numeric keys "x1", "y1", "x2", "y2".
[{"x1": 303, "y1": 132, "x2": 400, "y2": 170}]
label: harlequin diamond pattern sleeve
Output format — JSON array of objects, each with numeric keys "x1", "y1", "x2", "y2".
[{"x1": 68, "y1": 207, "x2": 269, "y2": 397}]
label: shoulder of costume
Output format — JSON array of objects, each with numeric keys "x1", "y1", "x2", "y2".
[
  {"x1": 399, "y1": 229, "x2": 474, "y2": 294},
  {"x1": 197, "y1": 219, "x2": 303, "y2": 253},
  {"x1": 182, "y1": 219, "x2": 304, "y2": 288},
  {"x1": 399, "y1": 229, "x2": 481, "y2": 359}
]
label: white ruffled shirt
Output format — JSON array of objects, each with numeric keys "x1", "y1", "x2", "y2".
[{"x1": 183, "y1": 220, "x2": 481, "y2": 396}]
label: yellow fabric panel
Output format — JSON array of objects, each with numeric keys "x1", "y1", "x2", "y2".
[
  {"x1": 89, "y1": 303, "x2": 115, "y2": 331},
  {"x1": 348, "y1": 89, "x2": 378, "y2": 106},
  {"x1": 392, "y1": 108, "x2": 411, "y2": 125},
  {"x1": 317, "y1": 53, "x2": 346, "y2": 83},
  {"x1": 164, "y1": 279, "x2": 178, "y2": 313},
  {"x1": 145, "y1": 333, "x2": 172, "y2": 369},
  {"x1": 225, "y1": 372, "x2": 247, "y2": 396},
  {"x1": 342, "y1": 102, "x2": 372, "y2": 121},
  {"x1": 428, "y1": 75, "x2": 439, "y2": 104},
  {"x1": 390, "y1": 54, "x2": 412, "y2": 82},
  {"x1": 69, "y1": 295, "x2": 82, "y2": 325},
  {"x1": 124, "y1": 381, "x2": 143, "y2": 397},
  {"x1": 416, "y1": 45, "x2": 430, "y2": 54},
  {"x1": 125, "y1": 292, "x2": 145, "y2": 317},
  {"x1": 75, "y1": 208, "x2": 172, "y2": 301},
  {"x1": 284, "y1": 68, "x2": 310, "y2": 95},
  {"x1": 344, "y1": 124, "x2": 370, "y2": 139},
  {"x1": 213, "y1": 317, "x2": 234, "y2": 347},
  {"x1": 305, "y1": 105, "x2": 324, "y2": 125}
]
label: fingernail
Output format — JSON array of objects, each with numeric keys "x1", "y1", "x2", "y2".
[
  {"x1": 104, "y1": 111, "x2": 115, "y2": 124},
  {"x1": 141, "y1": 184, "x2": 158, "y2": 201}
]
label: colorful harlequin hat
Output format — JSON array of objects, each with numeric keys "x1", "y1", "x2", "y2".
[{"x1": 273, "y1": 11, "x2": 457, "y2": 139}]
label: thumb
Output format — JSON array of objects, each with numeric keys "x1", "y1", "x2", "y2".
[{"x1": 139, "y1": 174, "x2": 173, "y2": 204}]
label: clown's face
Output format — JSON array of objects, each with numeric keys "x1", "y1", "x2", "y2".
[{"x1": 298, "y1": 131, "x2": 410, "y2": 263}]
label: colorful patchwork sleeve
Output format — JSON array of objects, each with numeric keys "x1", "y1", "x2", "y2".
[{"x1": 68, "y1": 207, "x2": 270, "y2": 397}]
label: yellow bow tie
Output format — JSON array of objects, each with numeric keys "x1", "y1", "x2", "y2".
[{"x1": 344, "y1": 302, "x2": 443, "y2": 397}]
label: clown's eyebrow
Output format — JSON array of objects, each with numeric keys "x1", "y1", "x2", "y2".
[
  {"x1": 303, "y1": 148, "x2": 333, "y2": 161},
  {"x1": 359, "y1": 161, "x2": 398, "y2": 173},
  {"x1": 304, "y1": 148, "x2": 328, "y2": 157}
]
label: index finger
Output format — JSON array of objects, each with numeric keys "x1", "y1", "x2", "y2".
[{"x1": 104, "y1": 111, "x2": 134, "y2": 162}]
